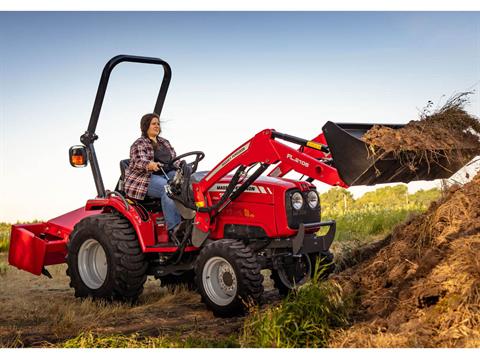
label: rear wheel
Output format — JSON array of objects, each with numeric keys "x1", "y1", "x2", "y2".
[
  {"x1": 195, "y1": 239, "x2": 263, "y2": 317},
  {"x1": 66, "y1": 212, "x2": 147, "y2": 302}
]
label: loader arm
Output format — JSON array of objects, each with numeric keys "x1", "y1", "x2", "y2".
[
  {"x1": 269, "y1": 121, "x2": 478, "y2": 186},
  {"x1": 192, "y1": 129, "x2": 347, "y2": 236},
  {"x1": 190, "y1": 120, "x2": 477, "y2": 243},
  {"x1": 267, "y1": 132, "x2": 333, "y2": 179}
]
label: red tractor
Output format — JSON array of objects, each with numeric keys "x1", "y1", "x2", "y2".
[{"x1": 8, "y1": 55, "x2": 472, "y2": 317}]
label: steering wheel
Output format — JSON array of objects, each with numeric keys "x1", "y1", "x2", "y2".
[{"x1": 168, "y1": 151, "x2": 205, "y2": 173}]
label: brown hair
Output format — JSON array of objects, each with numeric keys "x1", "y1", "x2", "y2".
[{"x1": 140, "y1": 113, "x2": 160, "y2": 138}]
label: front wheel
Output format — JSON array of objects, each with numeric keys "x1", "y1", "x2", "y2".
[
  {"x1": 66, "y1": 212, "x2": 147, "y2": 302},
  {"x1": 271, "y1": 250, "x2": 334, "y2": 295},
  {"x1": 195, "y1": 239, "x2": 264, "y2": 317}
]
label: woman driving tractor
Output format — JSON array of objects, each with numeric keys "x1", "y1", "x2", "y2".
[{"x1": 124, "y1": 113, "x2": 181, "y2": 239}]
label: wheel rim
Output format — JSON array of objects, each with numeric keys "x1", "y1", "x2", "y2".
[
  {"x1": 78, "y1": 238, "x2": 108, "y2": 289},
  {"x1": 278, "y1": 254, "x2": 312, "y2": 289},
  {"x1": 202, "y1": 256, "x2": 237, "y2": 306}
]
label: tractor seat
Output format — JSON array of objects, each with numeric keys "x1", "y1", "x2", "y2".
[{"x1": 116, "y1": 159, "x2": 162, "y2": 213}]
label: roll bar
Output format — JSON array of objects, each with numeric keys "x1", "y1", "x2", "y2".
[{"x1": 80, "y1": 54, "x2": 172, "y2": 198}]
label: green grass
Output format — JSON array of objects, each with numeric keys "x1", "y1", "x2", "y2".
[
  {"x1": 241, "y1": 206, "x2": 427, "y2": 348},
  {"x1": 0, "y1": 221, "x2": 43, "y2": 253},
  {"x1": 0, "y1": 262, "x2": 7, "y2": 276},
  {"x1": 54, "y1": 332, "x2": 240, "y2": 348},
  {"x1": 0, "y1": 223, "x2": 11, "y2": 252},
  {"x1": 241, "y1": 266, "x2": 350, "y2": 348},
  {"x1": 324, "y1": 207, "x2": 422, "y2": 243}
]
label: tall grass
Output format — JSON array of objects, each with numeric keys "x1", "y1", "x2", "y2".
[
  {"x1": 327, "y1": 208, "x2": 421, "y2": 243},
  {"x1": 241, "y1": 266, "x2": 350, "y2": 348},
  {"x1": 55, "y1": 332, "x2": 239, "y2": 348},
  {"x1": 0, "y1": 223, "x2": 10, "y2": 252},
  {"x1": 320, "y1": 185, "x2": 440, "y2": 244},
  {"x1": 0, "y1": 221, "x2": 43, "y2": 253},
  {"x1": 242, "y1": 205, "x2": 430, "y2": 348}
]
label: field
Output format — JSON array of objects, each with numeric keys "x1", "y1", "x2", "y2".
[
  {"x1": 0, "y1": 185, "x2": 444, "y2": 348},
  {"x1": 0, "y1": 223, "x2": 10, "y2": 253},
  {"x1": 0, "y1": 255, "x2": 247, "y2": 347}
]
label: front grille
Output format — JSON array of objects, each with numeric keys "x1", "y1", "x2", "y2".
[{"x1": 285, "y1": 189, "x2": 321, "y2": 229}]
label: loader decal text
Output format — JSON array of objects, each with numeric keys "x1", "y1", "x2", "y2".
[
  {"x1": 205, "y1": 142, "x2": 251, "y2": 182},
  {"x1": 287, "y1": 153, "x2": 310, "y2": 168},
  {"x1": 209, "y1": 184, "x2": 267, "y2": 194}
]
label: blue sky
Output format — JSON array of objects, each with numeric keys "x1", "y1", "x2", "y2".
[{"x1": 1, "y1": 12, "x2": 479, "y2": 222}]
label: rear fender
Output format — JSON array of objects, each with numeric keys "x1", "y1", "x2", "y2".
[
  {"x1": 85, "y1": 197, "x2": 156, "y2": 249},
  {"x1": 8, "y1": 198, "x2": 156, "y2": 276}
]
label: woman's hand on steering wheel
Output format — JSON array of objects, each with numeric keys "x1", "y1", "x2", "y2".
[{"x1": 168, "y1": 151, "x2": 205, "y2": 173}]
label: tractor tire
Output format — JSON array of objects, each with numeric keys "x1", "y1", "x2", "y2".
[
  {"x1": 66, "y1": 212, "x2": 147, "y2": 302},
  {"x1": 195, "y1": 239, "x2": 264, "y2": 317},
  {"x1": 271, "y1": 250, "x2": 335, "y2": 295},
  {"x1": 159, "y1": 270, "x2": 196, "y2": 290}
]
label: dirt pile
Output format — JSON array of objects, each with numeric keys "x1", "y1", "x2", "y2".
[
  {"x1": 330, "y1": 172, "x2": 480, "y2": 347},
  {"x1": 362, "y1": 93, "x2": 480, "y2": 174}
]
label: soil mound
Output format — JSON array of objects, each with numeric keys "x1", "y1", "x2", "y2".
[
  {"x1": 361, "y1": 93, "x2": 480, "y2": 175},
  {"x1": 331, "y1": 173, "x2": 480, "y2": 347}
]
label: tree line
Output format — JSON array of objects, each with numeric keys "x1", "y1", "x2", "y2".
[{"x1": 320, "y1": 185, "x2": 440, "y2": 215}]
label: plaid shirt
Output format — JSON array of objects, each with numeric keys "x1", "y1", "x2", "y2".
[{"x1": 124, "y1": 136, "x2": 176, "y2": 200}]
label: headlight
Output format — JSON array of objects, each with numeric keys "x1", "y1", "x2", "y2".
[
  {"x1": 307, "y1": 190, "x2": 319, "y2": 208},
  {"x1": 291, "y1": 192, "x2": 304, "y2": 210}
]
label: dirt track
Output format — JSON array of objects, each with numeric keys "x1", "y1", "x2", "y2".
[{"x1": 0, "y1": 253, "x2": 279, "y2": 347}]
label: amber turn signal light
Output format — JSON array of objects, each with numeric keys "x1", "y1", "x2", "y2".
[{"x1": 69, "y1": 145, "x2": 88, "y2": 168}]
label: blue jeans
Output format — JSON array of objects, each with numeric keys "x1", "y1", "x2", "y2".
[{"x1": 147, "y1": 171, "x2": 181, "y2": 231}]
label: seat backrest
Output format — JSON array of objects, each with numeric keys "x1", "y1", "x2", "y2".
[
  {"x1": 116, "y1": 158, "x2": 162, "y2": 212},
  {"x1": 120, "y1": 159, "x2": 130, "y2": 181},
  {"x1": 116, "y1": 159, "x2": 130, "y2": 192}
]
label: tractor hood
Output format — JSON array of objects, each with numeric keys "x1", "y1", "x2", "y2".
[{"x1": 208, "y1": 174, "x2": 311, "y2": 204}]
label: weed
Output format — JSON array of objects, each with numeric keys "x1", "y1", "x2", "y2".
[{"x1": 241, "y1": 264, "x2": 349, "y2": 348}]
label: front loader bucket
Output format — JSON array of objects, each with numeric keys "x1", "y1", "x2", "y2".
[{"x1": 322, "y1": 121, "x2": 477, "y2": 186}]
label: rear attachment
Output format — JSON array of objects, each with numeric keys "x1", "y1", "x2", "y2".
[
  {"x1": 323, "y1": 121, "x2": 479, "y2": 186},
  {"x1": 8, "y1": 207, "x2": 101, "y2": 276}
]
